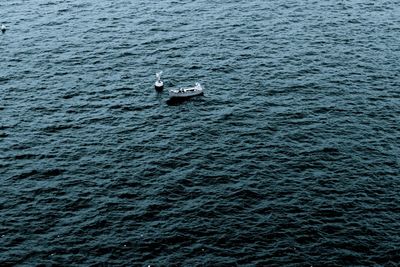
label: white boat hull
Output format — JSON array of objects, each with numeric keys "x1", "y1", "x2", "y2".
[{"x1": 169, "y1": 83, "x2": 203, "y2": 98}]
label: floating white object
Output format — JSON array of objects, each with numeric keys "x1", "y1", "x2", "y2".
[
  {"x1": 154, "y1": 71, "x2": 163, "y2": 91},
  {"x1": 169, "y1": 82, "x2": 204, "y2": 98},
  {"x1": 1, "y1": 24, "x2": 6, "y2": 33}
]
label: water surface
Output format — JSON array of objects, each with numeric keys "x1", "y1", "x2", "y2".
[{"x1": 1, "y1": 0, "x2": 400, "y2": 265}]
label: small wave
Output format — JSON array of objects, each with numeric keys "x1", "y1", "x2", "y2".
[
  {"x1": 41, "y1": 124, "x2": 76, "y2": 133},
  {"x1": 10, "y1": 169, "x2": 64, "y2": 180}
]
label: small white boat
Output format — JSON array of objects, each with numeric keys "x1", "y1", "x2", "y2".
[
  {"x1": 169, "y1": 82, "x2": 204, "y2": 98},
  {"x1": 154, "y1": 71, "x2": 163, "y2": 91},
  {"x1": 1, "y1": 24, "x2": 6, "y2": 33}
]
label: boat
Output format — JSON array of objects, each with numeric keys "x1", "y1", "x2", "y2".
[
  {"x1": 1, "y1": 24, "x2": 6, "y2": 33},
  {"x1": 169, "y1": 83, "x2": 204, "y2": 99},
  {"x1": 154, "y1": 71, "x2": 163, "y2": 91}
]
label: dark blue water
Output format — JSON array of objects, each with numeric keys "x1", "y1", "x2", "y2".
[{"x1": 1, "y1": 0, "x2": 400, "y2": 265}]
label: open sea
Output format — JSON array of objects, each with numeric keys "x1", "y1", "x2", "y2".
[{"x1": 1, "y1": 0, "x2": 400, "y2": 265}]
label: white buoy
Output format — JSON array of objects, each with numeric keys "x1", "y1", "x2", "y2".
[
  {"x1": 154, "y1": 71, "x2": 163, "y2": 91},
  {"x1": 1, "y1": 24, "x2": 6, "y2": 33}
]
